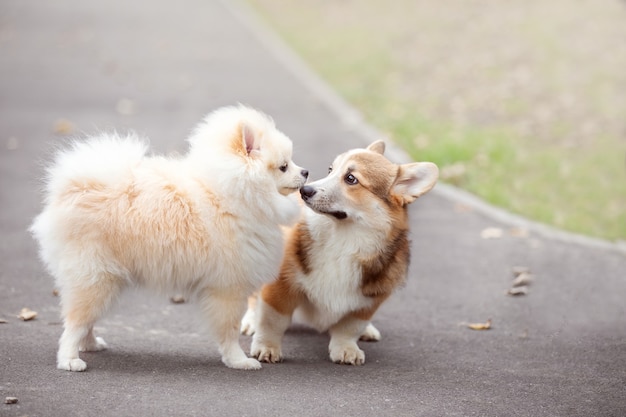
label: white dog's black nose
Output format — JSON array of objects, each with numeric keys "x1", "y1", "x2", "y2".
[
  {"x1": 301, "y1": 169, "x2": 309, "y2": 179},
  {"x1": 300, "y1": 185, "x2": 316, "y2": 200}
]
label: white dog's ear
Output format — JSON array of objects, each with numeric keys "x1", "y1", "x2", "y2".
[
  {"x1": 366, "y1": 140, "x2": 385, "y2": 155},
  {"x1": 242, "y1": 123, "x2": 260, "y2": 156},
  {"x1": 393, "y1": 162, "x2": 439, "y2": 204}
]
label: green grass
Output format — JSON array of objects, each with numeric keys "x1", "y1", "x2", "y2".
[{"x1": 247, "y1": 0, "x2": 626, "y2": 242}]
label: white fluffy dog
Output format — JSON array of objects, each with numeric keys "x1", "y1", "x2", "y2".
[{"x1": 30, "y1": 105, "x2": 308, "y2": 371}]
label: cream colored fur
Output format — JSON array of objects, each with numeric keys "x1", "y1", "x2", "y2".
[{"x1": 30, "y1": 105, "x2": 307, "y2": 371}]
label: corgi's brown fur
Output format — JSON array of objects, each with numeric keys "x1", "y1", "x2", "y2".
[{"x1": 242, "y1": 140, "x2": 438, "y2": 365}]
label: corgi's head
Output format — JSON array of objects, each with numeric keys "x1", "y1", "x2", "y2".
[
  {"x1": 188, "y1": 105, "x2": 308, "y2": 196},
  {"x1": 299, "y1": 140, "x2": 438, "y2": 222}
]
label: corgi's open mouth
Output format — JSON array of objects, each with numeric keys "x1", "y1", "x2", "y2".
[
  {"x1": 303, "y1": 201, "x2": 347, "y2": 220},
  {"x1": 329, "y1": 211, "x2": 347, "y2": 220}
]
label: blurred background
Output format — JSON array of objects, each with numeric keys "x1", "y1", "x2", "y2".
[
  {"x1": 1, "y1": 2, "x2": 625, "y2": 415},
  {"x1": 246, "y1": 0, "x2": 626, "y2": 242}
]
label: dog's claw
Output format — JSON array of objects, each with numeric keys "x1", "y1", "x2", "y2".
[
  {"x1": 329, "y1": 344, "x2": 365, "y2": 366},
  {"x1": 251, "y1": 343, "x2": 283, "y2": 363}
]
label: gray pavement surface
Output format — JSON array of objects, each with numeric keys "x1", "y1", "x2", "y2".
[{"x1": 1, "y1": 1, "x2": 625, "y2": 416}]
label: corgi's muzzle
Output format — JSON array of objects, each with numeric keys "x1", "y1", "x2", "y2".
[
  {"x1": 300, "y1": 185, "x2": 316, "y2": 200},
  {"x1": 300, "y1": 186, "x2": 347, "y2": 220}
]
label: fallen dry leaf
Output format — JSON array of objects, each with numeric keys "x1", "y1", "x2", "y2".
[
  {"x1": 509, "y1": 227, "x2": 529, "y2": 238},
  {"x1": 512, "y1": 272, "x2": 534, "y2": 287},
  {"x1": 0, "y1": 318, "x2": 7, "y2": 324},
  {"x1": 481, "y1": 227, "x2": 503, "y2": 239},
  {"x1": 468, "y1": 319, "x2": 492, "y2": 330},
  {"x1": 512, "y1": 266, "x2": 531, "y2": 277},
  {"x1": 53, "y1": 119, "x2": 75, "y2": 135},
  {"x1": 507, "y1": 286, "x2": 529, "y2": 296},
  {"x1": 18, "y1": 308, "x2": 37, "y2": 321},
  {"x1": 52, "y1": 288, "x2": 59, "y2": 297},
  {"x1": 4, "y1": 397, "x2": 18, "y2": 404},
  {"x1": 170, "y1": 294, "x2": 186, "y2": 304}
]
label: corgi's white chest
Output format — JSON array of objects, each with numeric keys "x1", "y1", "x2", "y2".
[{"x1": 294, "y1": 214, "x2": 382, "y2": 331}]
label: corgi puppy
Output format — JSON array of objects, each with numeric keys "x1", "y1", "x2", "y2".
[
  {"x1": 30, "y1": 105, "x2": 308, "y2": 371},
  {"x1": 244, "y1": 140, "x2": 438, "y2": 365}
]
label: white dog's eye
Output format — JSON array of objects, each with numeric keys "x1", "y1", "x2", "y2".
[
  {"x1": 345, "y1": 173, "x2": 358, "y2": 185},
  {"x1": 328, "y1": 166, "x2": 333, "y2": 174},
  {"x1": 279, "y1": 163, "x2": 288, "y2": 173}
]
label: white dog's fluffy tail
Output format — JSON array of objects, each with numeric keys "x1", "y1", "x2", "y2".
[{"x1": 41, "y1": 133, "x2": 148, "y2": 204}]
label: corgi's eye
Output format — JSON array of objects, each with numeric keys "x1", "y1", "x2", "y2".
[
  {"x1": 279, "y1": 163, "x2": 288, "y2": 173},
  {"x1": 344, "y1": 173, "x2": 358, "y2": 185}
]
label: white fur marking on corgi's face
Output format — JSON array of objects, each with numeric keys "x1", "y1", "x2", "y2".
[{"x1": 299, "y1": 140, "x2": 438, "y2": 221}]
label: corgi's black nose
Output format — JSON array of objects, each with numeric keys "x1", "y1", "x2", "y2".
[
  {"x1": 301, "y1": 169, "x2": 309, "y2": 179},
  {"x1": 300, "y1": 185, "x2": 316, "y2": 199}
]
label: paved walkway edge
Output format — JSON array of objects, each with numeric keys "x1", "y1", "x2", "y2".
[{"x1": 226, "y1": 0, "x2": 626, "y2": 255}]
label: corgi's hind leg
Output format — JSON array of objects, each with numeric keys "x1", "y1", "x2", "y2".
[
  {"x1": 57, "y1": 273, "x2": 124, "y2": 372},
  {"x1": 359, "y1": 322, "x2": 381, "y2": 342}
]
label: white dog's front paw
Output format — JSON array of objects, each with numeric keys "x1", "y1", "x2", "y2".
[
  {"x1": 359, "y1": 323, "x2": 381, "y2": 342},
  {"x1": 57, "y1": 358, "x2": 87, "y2": 372},
  {"x1": 240, "y1": 309, "x2": 256, "y2": 336},
  {"x1": 250, "y1": 341, "x2": 283, "y2": 363},
  {"x1": 223, "y1": 356, "x2": 262, "y2": 370},
  {"x1": 329, "y1": 343, "x2": 365, "y2": 366},
  {"x1": 80, "y1": 336, "x2": 108, "y2": 352}
]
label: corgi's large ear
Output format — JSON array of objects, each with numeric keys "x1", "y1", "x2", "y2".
[
  {"x1": 393, "y1": 162, "x2": 439, "y2": 204},
  {"x1": 242, "y1": 123, "x2": 260, "y2": 157},
  {"x1": 366, "y1": 140, "x2": 385, "y2": 155}
]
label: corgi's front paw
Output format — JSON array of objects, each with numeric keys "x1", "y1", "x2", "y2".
[
  {"x1": 250, "y1": 341, "x2": 283, "y2": 363},
  {"x1": 329, "y1": 342, "x2": 365, "y2": 366}
]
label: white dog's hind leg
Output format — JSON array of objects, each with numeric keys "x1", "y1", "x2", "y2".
[
  {"x1": 201, "y1": 291, "x2": 261, "y2": 370},
  {"x1": 57, "y1": 272, "x2": 123, "y2": 372},
  {"x1": 57, "y1": 324, "x2": 90, "y2": 371}
]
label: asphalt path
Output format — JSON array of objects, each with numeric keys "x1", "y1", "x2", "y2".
[{"x1": 1, "y1": 1, "x2": 625, "y2": 416}]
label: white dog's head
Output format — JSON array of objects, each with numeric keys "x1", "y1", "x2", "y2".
[
  {"x1": 300, "y1": 140, "x2": 438, "y2": 223},
  {"x1": 187, "y1": 105, "x2": 308, "y2": 196}
]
